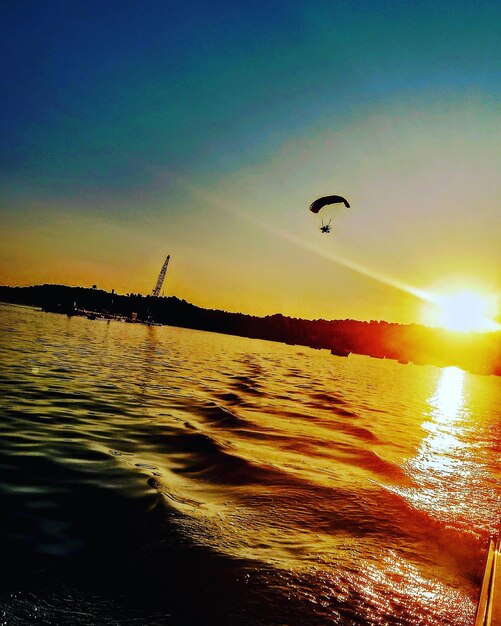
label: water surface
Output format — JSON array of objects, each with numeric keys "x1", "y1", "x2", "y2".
[{"x1": 1, "y1": 303, "x2": 500, "y2": 624}]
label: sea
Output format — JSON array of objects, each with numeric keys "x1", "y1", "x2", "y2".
[{"x1": 0, "y1": 302, "x2": 500, "y2": 625}]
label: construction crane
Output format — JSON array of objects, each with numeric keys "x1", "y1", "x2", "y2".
[{"x1": 152, "y1": 255, "x2": 170, "y2": 297}]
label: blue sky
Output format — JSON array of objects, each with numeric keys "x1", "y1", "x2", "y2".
[{"x1": 1, "y1": 0, "x2": 500, "y2": 322}]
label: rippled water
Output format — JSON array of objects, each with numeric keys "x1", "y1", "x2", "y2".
[{"x1": 1, "y1": 303, "x2": 500, "y2": 625}]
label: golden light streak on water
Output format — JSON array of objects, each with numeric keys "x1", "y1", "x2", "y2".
[
  {"x1": 386, "y1": 365, "x2": 499, "y2": 541},
  {"x1": 420, "y1": 366, "x2": 468, "y2": 475},
  {"x1": 336, "y1": 548, "x2": 476, "y2": 624},
  {"x1": 430, "y1": 366, "x2": 466, "y2": 425}
]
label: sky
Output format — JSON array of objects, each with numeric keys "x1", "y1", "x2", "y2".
[{"x1": 1, "y1": 0, "x2": 500, "y2": 324}]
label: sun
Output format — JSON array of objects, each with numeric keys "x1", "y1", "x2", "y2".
[{"x1": 423, "y1": 290, "x2": 500, "y2": 333}]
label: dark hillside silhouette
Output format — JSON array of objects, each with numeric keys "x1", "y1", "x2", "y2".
[{"x1": 1, "y1": 284, "x2": 501, "y2": 377}]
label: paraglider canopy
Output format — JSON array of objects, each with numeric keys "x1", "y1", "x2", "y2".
[{"x1": 309, "y1": 195, "x2": 350, "y2": 214}]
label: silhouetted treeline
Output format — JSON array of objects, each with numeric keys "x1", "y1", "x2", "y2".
[{"x1": 2, "y1": 284, "x2": 501, "y2": 377}]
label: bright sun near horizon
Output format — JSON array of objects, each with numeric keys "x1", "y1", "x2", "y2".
[{"x1": 423, "y1": 290, "x2": 501, "y2": 333}]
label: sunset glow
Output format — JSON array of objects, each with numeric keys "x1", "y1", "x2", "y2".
[{"x1": 423, "y1": 291, "x2": 500, "y2": 333}]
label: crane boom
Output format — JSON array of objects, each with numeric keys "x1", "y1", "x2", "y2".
[{"x1": 152, "y1": 255, "x2": 170, "y2": 297}]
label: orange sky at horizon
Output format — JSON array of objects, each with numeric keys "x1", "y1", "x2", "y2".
[{"x1": 2, "y1": 100, "x2": 500, "y2": 329}]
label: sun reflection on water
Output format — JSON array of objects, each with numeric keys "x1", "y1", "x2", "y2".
[
  {"x1": 431, "y1": 366, "x2": 466, "y2": 424},
  {"x1": 419, "y1": 366, "x2": 468, "y2": 476},
  {"x1": 380, "y1": 365, "x2": 487, "y2": 541},
  {"x1": 386, "y1": 364, "x2": 499, "y2": 541}
]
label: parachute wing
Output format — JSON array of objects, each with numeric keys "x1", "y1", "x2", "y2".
[{"x1": 309, "y1": 195, "x2": 350, "y2": 214}]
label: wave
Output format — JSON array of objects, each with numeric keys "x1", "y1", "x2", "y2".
[
  {"x1": 229, "y1": 374, "x2": 263, "y2": 396},
  {"x1": 195, "y1": 400, "x2": 242, "y2": 427},
  {"x1": 214, "y1": 391, "x2": 246, "y2": 405},
  {"x1": 165, "y1": 430, "x2": 289, "y2": 487}
]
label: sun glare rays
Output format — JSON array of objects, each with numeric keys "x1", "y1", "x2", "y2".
[
  {"x1": 190, "y1": 183, "x2": 434, "y2": 306},
  {"x1": 234, "y1": 210, "x2": 501, "y2": 334}
]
